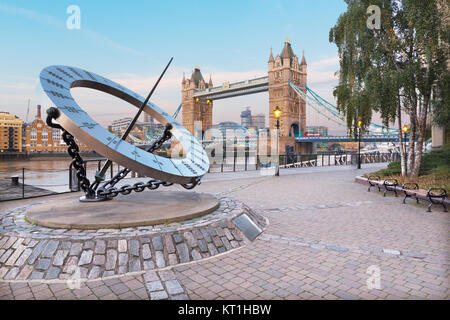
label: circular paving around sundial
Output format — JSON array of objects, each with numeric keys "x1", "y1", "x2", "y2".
[{"x1": 0, "y1": 194, "x2": 267, "y2": 282}]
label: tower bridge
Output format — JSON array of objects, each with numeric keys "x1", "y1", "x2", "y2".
[
  {"x1": 182, "y1": 38, "x2": 310, "y2": 154},
  {"x1": 177, "y1": 38, "x2": 400, "y2": 155}
]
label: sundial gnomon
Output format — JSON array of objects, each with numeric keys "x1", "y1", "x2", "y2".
[{"x1": 40, "y1": 61, "x2": 209, "y2": 202}]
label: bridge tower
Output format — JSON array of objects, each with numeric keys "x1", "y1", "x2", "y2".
[
  {"x1": 268, "y1": 38, "x2": 309, "y2": 154},
  {"x1": 181, "y1": 66, "x2": 213, "y2": 137}
]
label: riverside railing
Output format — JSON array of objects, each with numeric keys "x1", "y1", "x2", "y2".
[{"x1": 0, "y1": 152, "x2": 400, "y2": 202}]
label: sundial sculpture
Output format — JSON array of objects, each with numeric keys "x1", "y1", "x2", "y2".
[{"x1": 40, "y1": 59, "x2": 209, "y2": 202}]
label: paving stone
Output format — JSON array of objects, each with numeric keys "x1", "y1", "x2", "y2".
[
  {"x1": 118, "y1": 266, "x2": 128, "y2": 274},
  {"x1": 143, "y1": 260, "x2": 155, "y2": 270},
  {"x1": 93, "y1": 255, "x2": 106, "y2": 265},
  {"x1": 146, "y1": 280, "x2": 164, "y2": 292},
  {"x1": 105, "y1": 250, "x2": 117, "y2": 270},
  {"x1": 83, "y1": 241, "x2": 95, "y2": 250},
  {"x1": 53, "y1": 250, "x2": 69, "y2": 266},
  {"x1": 217, "y1": 246, "x2": 226, "y2": 253},
  {"x1": 141, "y1": 237, "x2": 150, "y2": 244},
  {"x1": 88, "y1": 266, "x2": 101, "y2": 279},
  {"x1": 191, "y1": 249, "x2": 202, "y2": 261},
  {"x1": 129, "y1": 258, "x2": 141, "y2": 272},
  {"x1": 107, "y1": 240, "x2": 118, "y2": 248},
  {"x1": 36, "y1": 258, "x2": 51, "y2": 271},
  {"x1": 150, "y1": 291, "x2": 168, "y2": 300},
  {"x1": 27, "y1": 240, "x2": 48, "y2": 264},
  {"x1": 230, "y1": 240, "x2": 240, "y2": 248},
  {"x1": 176, "y1": 243, "x2": 190, "y2": 263},
  {"x1": 221, "y1": 237, "x2": 232, "y2": 250},
  {"x1": 152, "y1": 236, "x2": 163, "y2": 251},
  {"x1": 192, "y1": 229, "x2": 204, "y2": 240},
  {"x1": 143, "y1": 271, "x2": 159, "y2": 282},
  {"x1": 6, "y1": 245, "x2": 26, "y2": 266},
  {"x1": 142, "y1": 244, "x2": 152, "y2": 260},
  {"x1": 69, "y1": 243, "x2": 83, "y2": 256},
  {"x1": 118, "y1": 239, "x2": 127, "y2": 253},
  {"x1": 78, "y1": 250, "x2": 94, "y2": 266},
  {"x1": 183, "y1": 231, "x2": 197, "y2": 248},
  {"x1": 60, "y1": 241, "x2": 71, "y2": 250},
  {"x1": 165, "y1": 280, "x2": 184, "y2": 295},
  {"x1": 41, "y1": 240, "x2": 59, "y2": 258},
  {"x1": 45, "y1": 267, "x2": 61, "y2": 280},
  {"x1": 103, "y1": 270, "x2": 115, "y2": 278},
  {"x1": 15, "y1": 265, "x2": 33, "y2": 280},
  {"x1": 201, "y1": 229, "x2": 212, "y2": 242},
  {"x1": 197, "y1": 239, "x2": 208, "y2": 252},
  {"x1": 212, "y1": 236, "x2": 223, "y2": 247},
  {"x1": 29, "y1": 271, "x2": 44, "y2": 280},
  {"x1": 94, "y1": 240, "x2": 106, "y2": 254},
  {"x1": 207, "y1": 226, "x2": 217, "y2": 237},
  {"x1": 207, "y1": 243, "x2": 218, "y2": 256},
  {"x1": 172, "y1": 233, "x2": 183, "y2": 244},
  {"x1": 129, "y1": 240, "x2": 140, "y2": 256},
  {"x1": 0, "y1": 249, "x2": 13, "y2": 264},
  {"x1": 164, "y1": 235, "x2": 176, "y2": 254},
  {"x1": 12, "y1": 238, "x2": 24, "y2": 249},
  {"x1": 2, "y1": 236, "x2": 17, "y2": 249},
  {"x1": 168, "y1": 254, "x2": 178, "y2": 266},
  {"x1": 155, "y1": 251, "x2": 166, "y2": 268},
  {"x1": 4, "y1": 267, "x2": 20, "y2": 280},
  {"x1": 326, "y1": 245, "x2": 348, "y2": 252},
  {"x1": 118, "y1": 253, "x2": 128, "y2": 266},
  {"x1": 223, "y1": 228, "x2": 234, "y2": 241}
]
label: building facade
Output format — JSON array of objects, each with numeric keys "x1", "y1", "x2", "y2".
[
  {"x1": 111, "y1": 117, "x2": 133, "y2": 136},
  {"x1": 0, "y1": 112, "x2": 23, "y2": 153},
  {"x1": 25, "y1": 105, "x2": 90, "y2": 153}
]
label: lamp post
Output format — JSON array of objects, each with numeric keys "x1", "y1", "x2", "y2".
[
  {"x1": 357, "y1": 120, "x2": 362, "y2": 169},
  {"x1": 402, "y1": 125, "x2": 408, "y2": 175},
  {"x1": 274, "y1": 106, "x2": 281, "y2": 176}
]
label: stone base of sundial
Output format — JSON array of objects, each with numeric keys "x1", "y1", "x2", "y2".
[{"x1": 26, "y1": 191, "x2": 219, "y2": 230}]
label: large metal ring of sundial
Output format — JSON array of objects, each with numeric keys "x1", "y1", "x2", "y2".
[{"x1": 39, "y1": 65, "x2": 209, "y2": 185}]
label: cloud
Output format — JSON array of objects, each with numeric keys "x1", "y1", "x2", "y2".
[{"x1": 0, "y1": 3, "x2": 144, "y2": 56}]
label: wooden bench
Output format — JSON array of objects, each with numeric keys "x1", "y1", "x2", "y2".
[{"x1": 366, "y1": 176, "x2": 448, "y2": 212}]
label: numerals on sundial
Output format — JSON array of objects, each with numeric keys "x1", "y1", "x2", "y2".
[
  {"x1": 45, "y1": 90, "x2": 73, "y2": 100},
  {"x1": 84, "y1": 71, "x2": 96, "y2": 81},
  {"x1": 68, "y1": 67, "x2": 83, "y2": 78},
  {"x1": 40, "y1": 77, "x2": 67, "y2": 90},
  {"x1": 56, "y1": 67, "x2": 74, "y2": 79},
  {"x1": 80, "y1": 122, "x2": 98, "y2": 130},
  {"x1": 59, "y1": 106, "x2": 84, "y2": 114},
  {"x1": 47, "y1": 71, "x2": 69, "y2": 83}
]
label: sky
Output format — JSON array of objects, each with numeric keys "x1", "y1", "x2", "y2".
[{"x1": 0, "y1": 0, "x2": 351, "y2": 134}]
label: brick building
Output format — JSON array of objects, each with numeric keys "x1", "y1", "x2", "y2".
[
  {"x1": 0, "y1": 111, "x2": 23, "y2": 153},
  {"x1": 25, "y1": 105, "x2": 90, "y2": 153}
]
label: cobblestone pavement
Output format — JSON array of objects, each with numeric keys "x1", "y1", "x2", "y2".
[{"x1": 1, "y1": 164, "x2": 449, "y2": 300}]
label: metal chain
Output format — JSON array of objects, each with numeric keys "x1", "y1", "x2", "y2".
[
  {"x1": 47, "y1": 108, "x2": 201, "y2": 199},
  {"x1": 46, "y1": 108, "x2": 95, "y2": 197}
]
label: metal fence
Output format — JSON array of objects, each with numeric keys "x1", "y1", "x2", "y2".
[{"x1": 0, "y1": 152, "x2": 400, "y2": 202}]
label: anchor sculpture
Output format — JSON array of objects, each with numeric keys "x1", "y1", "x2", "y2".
[{"x1": 40, "y1": 60, "x2": 209, "y2": 202}]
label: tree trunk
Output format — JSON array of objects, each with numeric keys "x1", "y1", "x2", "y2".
[
  {"x1": 397, "y1": 97, "x2": 406, "y2": 176},
  {"x1": 409, "y1": 95, "x2": 429, "y2": 178}
]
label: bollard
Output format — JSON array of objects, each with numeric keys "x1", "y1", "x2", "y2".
[{"x1": 11, "y1": 176, "x2": 19, "y2": 186}]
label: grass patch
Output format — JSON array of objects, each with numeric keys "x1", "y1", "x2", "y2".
[{"x1": 363, "y1": 147, "x2": 450, "y2": 191}]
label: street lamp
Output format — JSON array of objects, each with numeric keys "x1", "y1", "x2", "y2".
[
  {"x1": 357, "y1": 120, "x2": 362, "y2": 169},
  {"x1": 402, "y1": 125, "x2": 408, "y2": 175},
  {"x1": 274, "y1": 106, "x2": 281, "y2": 176}
]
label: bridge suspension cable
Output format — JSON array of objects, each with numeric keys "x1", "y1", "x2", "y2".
[{"x1": 289, "y1": 81, "x2": 399, "y2": 134}]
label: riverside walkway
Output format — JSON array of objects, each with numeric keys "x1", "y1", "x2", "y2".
[{"x1": 0, "y1": 163, "x2": 448, "y2": 300}]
